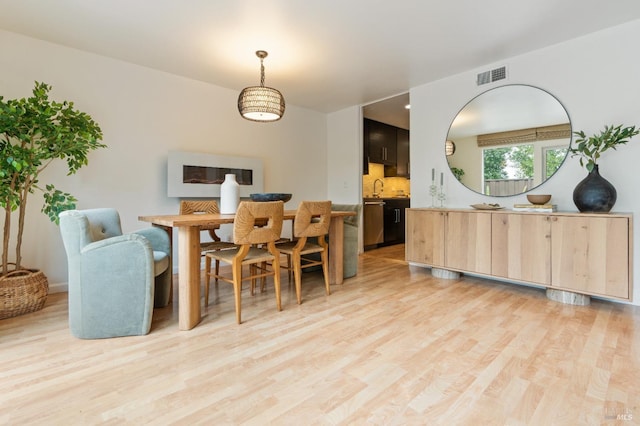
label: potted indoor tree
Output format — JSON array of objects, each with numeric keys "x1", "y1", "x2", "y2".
[
  {"x1": 569, "y1": 124, "x2": 638, "y2": 212},
  {"x1": 0, "y1": 81, "x2": 105, "y2": 318}
]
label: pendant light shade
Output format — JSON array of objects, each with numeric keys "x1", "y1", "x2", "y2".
[
  {"x1": 445, "y1": 140, "x2": 456, "y2": 156},
  {"x1": 238, "y1": 50, "x2": 285, "y2": 122}
]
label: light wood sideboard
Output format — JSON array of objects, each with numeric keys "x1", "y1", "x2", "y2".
[{"x1": 406, "y1": 208, "x2": 633, "y2": 302}]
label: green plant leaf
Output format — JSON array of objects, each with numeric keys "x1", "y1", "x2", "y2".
[
  {"x1": 570, "y1": 124, "x2": 639, "y2": 170},
  {"x1": 1, "y1": 81, "x2": 106, "y2": 273}
]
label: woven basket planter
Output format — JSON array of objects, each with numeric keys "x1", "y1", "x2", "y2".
[{"x1": 0, "y1": 269, "x2": 49, "y2": 320}]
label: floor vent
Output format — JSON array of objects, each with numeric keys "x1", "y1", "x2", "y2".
[{"x1": 477, "y1": 66, "x2": 507, "y2": 86}]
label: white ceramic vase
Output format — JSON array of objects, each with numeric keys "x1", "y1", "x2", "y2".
[{"x1": 220, "y1": 173, "x2": 240, "y2": 214}]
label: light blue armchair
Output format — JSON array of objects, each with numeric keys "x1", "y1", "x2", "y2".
[{"x1": 59, "y1": 208, "x2": 172, "y2": 339}]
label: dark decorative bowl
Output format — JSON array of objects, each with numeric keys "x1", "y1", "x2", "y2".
[{"x1": 249, "y1": 193, "x2": 292, "y2": 202}]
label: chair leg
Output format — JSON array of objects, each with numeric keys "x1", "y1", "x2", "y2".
[
  {"x1": 250, "y1": 265, "x2": 257, "y2": 296},
  {"x1": 293, "y1": 252, "x2": 303, "y2": 305},
  {"x1": 215, "y1": 259, "x2": 220, "y2": 286},
  {"x1": 205, "y1": 255, "x2": 212, "y2": 306},
  {"x1": 321, "y1": 249, "x2": 331, "y2": 296},
  {"x1": 272, "y1": 253, "x2": 282, "y2": 312},
  {"x1": 232, "y1": 260, "x2": 243, "y2": 324},
  {"x1": 286, "y1": 254, "x2": 292, "y2": 282}
]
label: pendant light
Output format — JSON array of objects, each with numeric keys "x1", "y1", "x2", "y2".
[
  {"x1": 445, "y1": 140, "x2": 456, "y2": 156},
  {"x1": 238, "y1": 50, "x2": 285, "y2": 122}
]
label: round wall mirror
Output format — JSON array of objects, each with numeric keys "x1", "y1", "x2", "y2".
[{"x1": 446, "y1": 84, "x2": 571, "y2": 197}]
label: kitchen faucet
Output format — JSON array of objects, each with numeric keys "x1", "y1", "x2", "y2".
[{"x1": 373, "y1": 179, "x2": 384, "y2": 197}]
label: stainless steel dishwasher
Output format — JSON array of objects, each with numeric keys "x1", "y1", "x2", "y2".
[{"x1": 363, "y1": 200, "x2": 384, "y2": 248}]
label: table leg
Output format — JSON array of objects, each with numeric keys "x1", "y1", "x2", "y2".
[
  {"x1": 178, "y1": 226, "x2": 202, "y2": 330},
  {"x1": 328, "y1": 217, "x2": 345, "y2": 285}
]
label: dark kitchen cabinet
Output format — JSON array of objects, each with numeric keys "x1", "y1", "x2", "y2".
[
  {"x1": 383, "y1": 198, "x2": 410, "y2": 245},
  {"x1": 364, "y1": 118, "x2": 410, "y2": 177},
  {"x1": 396, "y1": 128, "x2": 410, "y2": 178},
  {"x1": 365, "y1": 119, "x2": 397, "y2": 166},
  {"x1": 384, "y1": 127, "x2": 410, "y2": 177},
  {"x1": 363, "y1": 119, "x2": 370, "y2": 174}
]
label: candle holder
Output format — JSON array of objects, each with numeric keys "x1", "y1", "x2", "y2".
[
  {"x1": 429, "y1": 180, "x2": 438, "y2": 207},
  {"x1": 437, "y1": 185, "x2": 446, "y2": 207}
]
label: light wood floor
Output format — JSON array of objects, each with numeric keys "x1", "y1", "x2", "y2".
[{"x1": 2, "y1": 247, "x2": 639, "y2": 425}]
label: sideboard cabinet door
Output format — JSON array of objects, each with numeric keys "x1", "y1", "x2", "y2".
[
  {"x1": 444, "y1": 211, "x2": 492, "y2": 274},
  {"x1": 491, "y1": 213, "x2": 551, "y2": 285},
  {"x1": 406, "y1": 210, "x2": 445, "y2": 267},
  {"x1": 406, "y1": 209, "x2": 491, "y2": 274},
  {"x1": 551, "y1": 215, "x2": 630, "y2": 299}
]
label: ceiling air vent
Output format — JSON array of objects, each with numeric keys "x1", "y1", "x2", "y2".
[{"x1": 476, "y1": 66, "x2": 507, "y2": 86}]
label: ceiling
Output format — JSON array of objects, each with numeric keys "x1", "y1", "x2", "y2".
[
  {"x1": 363, "y1": 93, "x2": 410, "y2": 130},
  {"x1": 1, "y1": 1, "x2": 639, "y2": 122}
]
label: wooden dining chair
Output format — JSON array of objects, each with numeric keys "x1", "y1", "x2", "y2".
[
  {"x1": 180, "y1": 200, "x2": 237, "y2": 305},
  {"x1": 205, "y1": 201, "x2": 284, "y2": 324},
  {"x1": 277, "y1": 200, "x2": 332, "y2": 304}
]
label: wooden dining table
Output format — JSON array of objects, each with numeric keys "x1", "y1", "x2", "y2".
[{"x1": 139, "y1": 209, "x2": 356, "y2": 330}]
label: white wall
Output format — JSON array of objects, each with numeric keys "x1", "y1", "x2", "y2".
[
  {"x1": 410, "y1": 19, "x2": 640, "y2": 305},
  {"x1": 0, "y1": 29, "x2": 328, "y2": 290},
  {"x1": 326, "y1": 106, "x2": 364, "y2": 253},
  {"x1": 327, "y1": 106, "x2": 362, "y2": 204}
]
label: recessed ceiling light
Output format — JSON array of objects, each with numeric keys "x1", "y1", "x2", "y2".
[{"x1": 404, "y1": 104, "x2": 411, "y2": 109}]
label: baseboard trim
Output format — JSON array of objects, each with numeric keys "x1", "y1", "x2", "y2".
[{"x1": 49, "y1": 281, "x2": 68, "y2": 294}]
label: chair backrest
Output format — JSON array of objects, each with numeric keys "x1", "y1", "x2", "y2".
[
  {"x1": 180, "y1": 200, "x2": 220, "y2": 215},
  {"x1": 293, "y1": 201, "x2": 332, "y2": 238},
  {"x1": 180, "y1": 200, "x2": 221, "y2": 231},
  {"x1": 233, "y1": 201, "x2": 284, "y2": 245},
  {"x1": 59, "y1": 208, "x2": 123, "y2": 255}
]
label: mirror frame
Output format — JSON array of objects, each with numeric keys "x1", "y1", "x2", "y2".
[{"x1": 446, "y1": 84, "x2": 571, "y2": 197}]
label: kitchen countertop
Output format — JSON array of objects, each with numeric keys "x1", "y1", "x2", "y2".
[{"x1": 363, "y1": 197, "x2": 411, "y2": 201}]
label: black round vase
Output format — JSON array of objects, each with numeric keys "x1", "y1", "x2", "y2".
[{"x1": 573, "y1": 165, "x2": 617, "y2": 213}]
